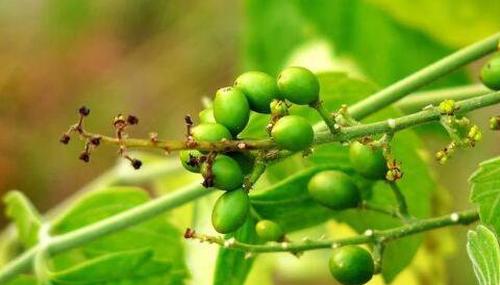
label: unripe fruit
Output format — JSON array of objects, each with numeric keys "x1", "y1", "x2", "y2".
[
  {"x1": 212, "y1": 189, "x2": 250, "y2": 234},
  {"x1": 213, "y1": 87, "x2": 250, "y2": 135},
  {"x1": 235, "y1": 71, "x2": 280, "y2": 113},
  {"x1": 480, "y1": 53, "x2": 500, "y2": 90},
  {"x1": 191, "y1": 123, "x2": 232, "y2": 143},
  {"x1": 201, "y1": 155, "x2": 244, "y2": 191},
  {"x1": 179, "y1": 150, "x2": 203, "y2": 173},
  {"x1": 198, "y1": 108, "x2": 216, "y2": 123},
  {"x1": 308, "y1": 171, "x2": 360, "y2": 210},
  {"x1": 255, "y1": 220, "x2": 284, "y2": 242},
  {"x1": 329, "y1": 246, "x2": 374, "y2": 285},
  {"x1": 271, "y1": 115, "x2": 314, "y2": 151},
  {"x1": 349, "y1": 142, "x2": 387, "y2": 180},
  {"x1": 277, "y1": 66, "x2": 320, "y2": 105}
]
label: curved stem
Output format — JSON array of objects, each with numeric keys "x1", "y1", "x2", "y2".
[
  {"x1": 0, "y1": 183, "x2": 210, "y2": 284},
  {"x1": 187, "y1": 209, "x2": 479, "y2": 253},
  {"x1": 311, "y1": 100, "x2": 338, "y2": 134},
  {"x1": 349, "y1": 32, "x2": 500, "y2": 119}
]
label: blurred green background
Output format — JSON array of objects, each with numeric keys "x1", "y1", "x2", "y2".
[{"x1": 0, "y1": 0, "x2": 499, "y2": 284}]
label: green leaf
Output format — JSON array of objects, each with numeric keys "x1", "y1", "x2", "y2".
[
  {"x1": 3, "y1": 191, "x2": 42, "y2": 248},
  {"x1": 367, "y1": 0, "x2": 500, "y2": 47},
  {"x1": 5, "y1": 275, "x2": 37, "y2": 285},
  {"x1": 466, "y1": 225, "x2": 500, "y2": 285},
  {"x1": 251, "y1": 164, "x2": 353, "y2": 232},
  {"x1": 50, "y1": 186, "x2": 187, "y2": 284},
  {"x1": 244, "y1": 0, "x2": 469, "y2": 87},
  {"x1": 469, "y1": 156, "x2": 500, "y2": 233},
  {"x1": 50, "y1": 248, "x2": 173, "y2": 285},
  {"x1": 213, "y1": 216, "x2": 260, "y2": 285}
]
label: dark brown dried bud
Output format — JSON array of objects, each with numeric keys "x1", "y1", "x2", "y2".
[
  {"x1": 184, "y1": 228, "x2": 196, "y2": 238},
  {"x1": 184, "y1": 115, "x2": 193, "y2": 125},
  {"x1": 79, "y1": 106, "x2": 90, "y2": 116},
  {"x1": 60, "y1": 134, "x2": 71, "y2": 144},
  {"x1": 202, "y1": 176, "x2": 214, "y2": 188},
  {"x1": 127, "y1": 115, "x2": 139, "y2": 125},
  {"x1": 79, "y1": 152, "x2": 90, "y2": 162},
  {"x1": 89, "y1": 136, "x2": 101, "y2": 146},
  {"x1": 131, "y1": 159, "x2": 142, "y2": 170}
]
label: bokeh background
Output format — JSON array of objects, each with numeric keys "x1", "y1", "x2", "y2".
[{"x1": 0, "y1": 1, "x2": 499, "y2": 284}]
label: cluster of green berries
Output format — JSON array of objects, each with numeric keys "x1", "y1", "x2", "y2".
[
  {"x1": 304, "y1": 142, "x2": 385, "y2": 284},
  {"x1": 179, "y1": 67, "x2": 321, "y2": 234}
]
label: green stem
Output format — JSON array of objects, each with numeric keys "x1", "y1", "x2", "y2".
[
  {"x1": 188, "y1": 209, "x2": 478, "y2": 253},
  {"x1": 388, "y1": 182, "x2": 411, "y2": 221},
  {"x1": 0, "y1": 183, "x2": 210, "y2": 284},
  {"x1": 349, "y1": 32, "x2": 500, "y2": 119},
  {"x1": 311, "y1": 100, "x2": 338, "y2": 134},
  {"x1": 395, "y1": 84, "x2": 489, "y2": 113},
  {"x1": 315, "y1": 91, "x2": 500, "y2": 143}
]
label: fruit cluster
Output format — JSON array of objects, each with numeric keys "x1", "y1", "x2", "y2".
[
  {"x1": 179, "y1": 66, "x2": 320, "y2": 235},
  {"x1": 179, "y1": 64, "x2": 389, "y2": 283}
]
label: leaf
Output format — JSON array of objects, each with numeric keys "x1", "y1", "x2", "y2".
[
  {"x1": 469, "y1": 157, "x2": 500, "y2": 233},
  {"x1": 50, "y1": 248, "x2": 173, "y2": 285},
  {"x1": 244, "y1": 0, "x2": 469, "y2": 87},
  {"x1": 466, "y1": 225, "x2": 500, "y2": 285},
  {"x1": 50, "y1": 186, "x2": 187, "y2": 284},
  {"x1": 213, "y1": 216, "x2": 260, "y2": 285},
  {"x1": 3, "y1": 191, "x2": 42, "y2": 248},
  {"x1": 367, "y1": 0, "x2": 500, "y2": 47},
  {"x1": 5, "y1": 275, "x2": 37, "y2": 285},
  {"x1": 251, "y1": 164, "x2": 354, "y2": 232}
]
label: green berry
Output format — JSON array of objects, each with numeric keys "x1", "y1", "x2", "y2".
[
  {"x1": 349, "y1": 142, "x2": 387, "y2": 180},
  {"x1": 255, "y1": 220, "x2": 284, "y2": 242},
  {"x1": 271, "y1": 115, "x2": 314, "y2": 151},
  {"x1": 191, "y1": 123, "x2": 232, "y2": 143},
  {"x1": 213, "y1": 87, "x2": 250, "y2": 135},
  {"x1": 235, "y1": 71, "x2": 280, "y2": 113},
  {"x1": 307, "y1": 170, "x2": 360, "y2": 210},
  {"x1": 480, "y1": 53, "x2": 500, "y2": 90},
  {"x1": 229, "y1": 152, "x2": 255, "y2": 175},
  {"x1": 277, "y1": 66, "x2": 320, "y2": 105},
  {"x1": 212, "y1": 188, "x2": 250, "y2": 234},
  {"x1": 329, "y1": 245, "x2": 374, "y2": 285},
  {"x1": 179, "y1": 150, "x2": 203, "y2": 173},
  {"x1": 202, "y1": 155, "x2": 243, "y2": 191},
  {"x1": 198, "y1": 108, "x2": 216, "y2": 124}
]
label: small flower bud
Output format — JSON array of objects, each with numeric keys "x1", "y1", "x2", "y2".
[
  {"x1": 60, "y1": 134, "x2": 71, "y2": 144},
  {"x1": 126, "y1": 115, "x2": 139, "y2": 125},
  {"x1": 89, "y1": 136, "x2": 101, "y2": 146},
  {"x1": 131, "y1": 159, "x2": 142, "y2": 169},
  {"x1": 489, "y1": 116, "x2": 500, "y2": 130},
  {"x1": 79, "y1": 152, "x2": 90, "y2": 162},
  {"x1": 438, "y1": 99, "x2": 456, "y2": 115},
  {"x1": 79, "y1": 106, "x2": 90, "y2": 116}
]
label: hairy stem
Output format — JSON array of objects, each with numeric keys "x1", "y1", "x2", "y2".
[
  {"x1": 349, "y1": 32, "x2": 500, "y2": 119},
  {"x1": 188, "y1": 209, "x2": 479, "y2": 253},
  {"x1": 0, "y1": 183, "x2": 210, "y2": 284}
]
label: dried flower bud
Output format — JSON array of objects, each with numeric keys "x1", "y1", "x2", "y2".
[
  {"x1": 126, "y1": 115, "x2": 139, "y2": 125},
  {"x1": 60, "y1": 134, "x2": 71, "y2": 144},
  {"x1": 90, "y1": 136, "x2": 101, "y2": 146},
  {"x1": 131, "y1": 159, "x2": 142, "y2": 170},
  {"x1": 79, "y1": 152, "x2": 90, "y2": 162},
  {"x1": 79, "y1": 106, "x2": 90, "y2": 116}
]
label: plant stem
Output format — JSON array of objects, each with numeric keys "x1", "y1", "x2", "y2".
[
  {"x1": 349, "y1": 32, "x2": 500, "y2": 119},
  {"x1": 188, "y1": 209, "x2": 479, "y2": 253},
  {"x1": 315, "y1": 91, "x2": 500, "y2": 143},
  {"x1": 311, "y1": 100, "x2": 338, "y2": 134},
  {"x1": 395, "y1": 84, "x2": 489, "y2": 113},
  {"x1": 0, "y1": 183, "x2": 210, "y2": 284},
  {"x1": 388, "y1": 182, "x2": 411, "y2": 221},
  {"x1": 74, "y1": 91, "x2": 500, "y2": 154}
]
